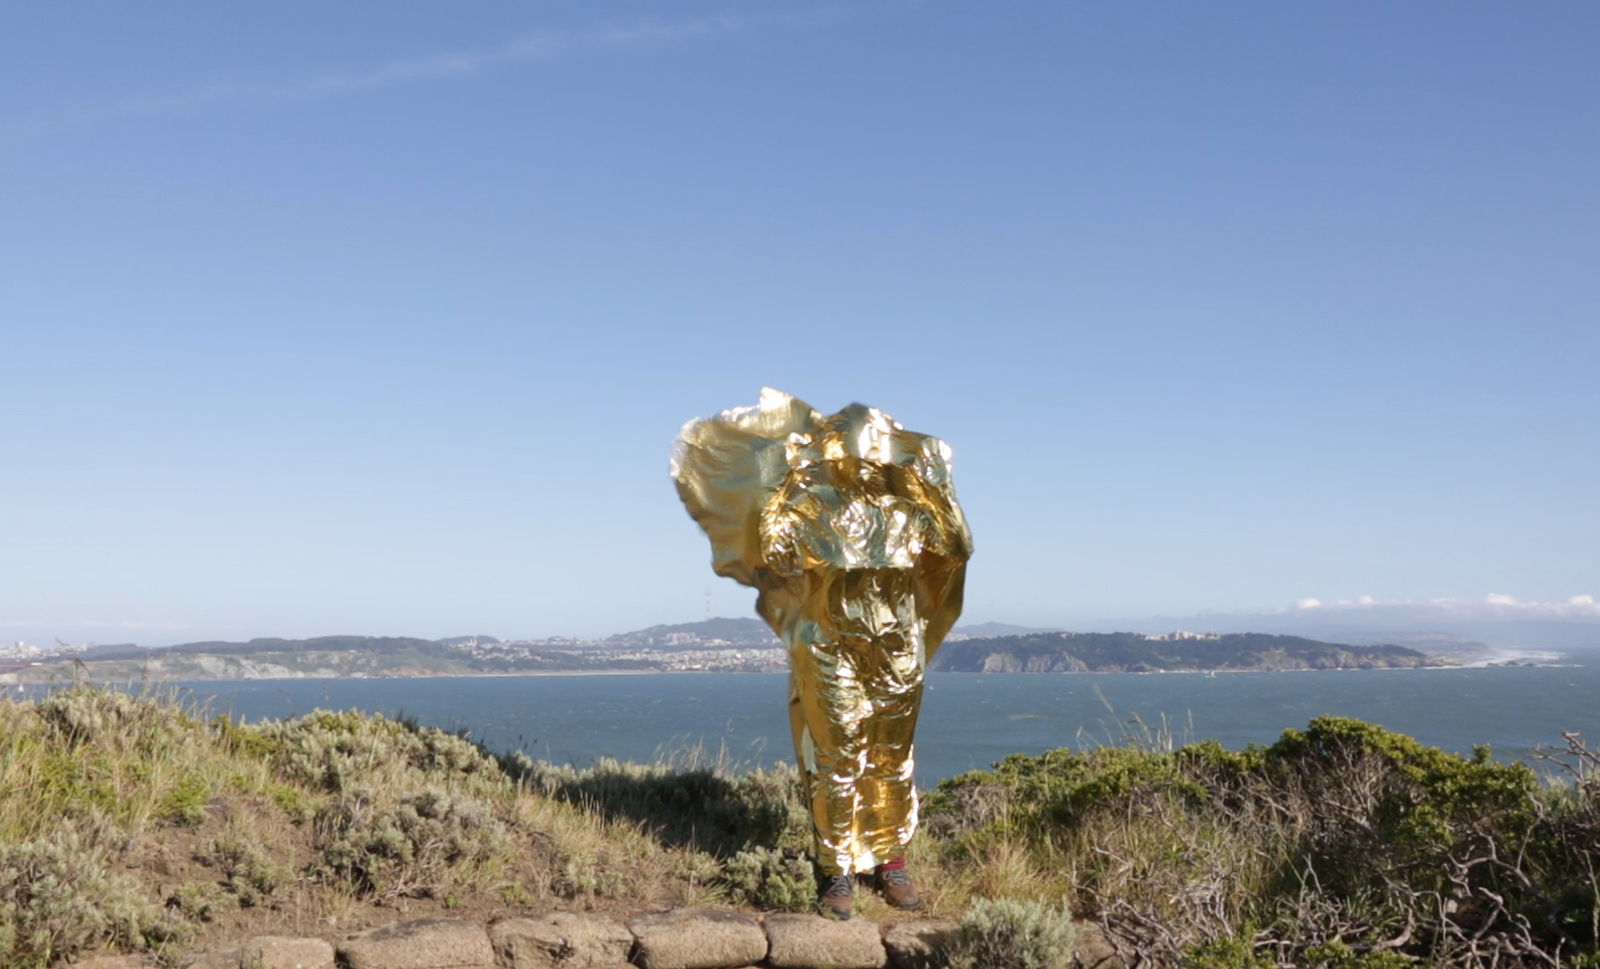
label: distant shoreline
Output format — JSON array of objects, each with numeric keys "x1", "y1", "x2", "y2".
[{"x1": 10, "y1": 662, "x2": 1586, "y2": 690}]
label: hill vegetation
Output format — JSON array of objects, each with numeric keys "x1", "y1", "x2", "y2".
[
  {"x1": 603, "y1": 617, "x2": 780, "y2": 649},
  {"x1": 4, "y1": 635, "x2": 656, "y2": 682},
  {"x1": 3, "y1": 626, "x2": 1447, "y2": 683},
  {"x1": 1, "y1": 684, "x2": 1595, "y2": 967},
  {"x1": 931, "y1": 631, "x2": 1438, "y2": 672}
]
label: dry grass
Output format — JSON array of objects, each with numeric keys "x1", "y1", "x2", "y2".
[
  {"x1": 4, "y1": 683, "x2": 1595, "y2": 969},
  {"x1": 919, "y1": 718, "x2": 1600, "y2": 968},
  {"x1": 0, "y1": 685, "x2": 799, "y2": 966}
]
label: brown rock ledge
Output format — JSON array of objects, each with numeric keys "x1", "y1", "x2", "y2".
[
  {"x1": 338, "y1": 917, "x2": 497, "y2": 969},
  {"x1": 626, "y1": 909, "x2": 768, "y2": 969}
]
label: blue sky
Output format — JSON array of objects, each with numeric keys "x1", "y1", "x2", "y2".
[{"x1": 2, "y1": 1, "x2": 1596, "y2": 645}]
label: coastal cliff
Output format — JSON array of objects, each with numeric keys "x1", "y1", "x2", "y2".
[
  {"x1": 2, "y1": 625, "x2": 1443, "y2": 683},
  {"x1": 930, "y1": 630, "x2": 1440, "y2": 672}
]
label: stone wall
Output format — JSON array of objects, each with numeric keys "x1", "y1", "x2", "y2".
[{"x1": 66, "y1": 908, "x2": 1126, "y2": 969}]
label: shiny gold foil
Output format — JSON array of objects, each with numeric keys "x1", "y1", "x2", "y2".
[{"x1": 672, "y1": 388, "x2": 972, "y2": 874}]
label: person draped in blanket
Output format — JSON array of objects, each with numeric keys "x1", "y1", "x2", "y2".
[{"x1": 671, "y1": 388, "x2": 972, "y2": 920}]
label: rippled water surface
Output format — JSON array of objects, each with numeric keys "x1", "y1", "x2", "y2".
[{"x1": 131, "y1": 664, "x2": 1600, "y2": 784}]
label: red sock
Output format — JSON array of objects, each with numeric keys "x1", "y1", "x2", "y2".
[{"x1": 876, "y1": 856, "x2": 906, "y2": 872}]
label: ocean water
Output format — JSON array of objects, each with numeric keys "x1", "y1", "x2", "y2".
[{"x1": 125, "y1": 665, "x2": 1600, "y2": 785}]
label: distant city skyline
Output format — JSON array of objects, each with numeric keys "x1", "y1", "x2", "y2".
[
  {"x1": 8, "y1": 592, "x2": 1599, "y2": 654},
  {"x1": 3, "y1": 3, "x2": 1595, "y2": 646}
]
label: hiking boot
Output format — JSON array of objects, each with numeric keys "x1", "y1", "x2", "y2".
[
  {"x1": 876, "y1": 865, "x2": 923, "y2": 911},
  {"x1": 817, "y1": 873, "x2": 854, "y2": 920}
]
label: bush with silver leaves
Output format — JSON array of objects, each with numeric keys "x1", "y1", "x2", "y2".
[{"x1": 945, "y1": 896, "x2": 1078, "y2": 969}]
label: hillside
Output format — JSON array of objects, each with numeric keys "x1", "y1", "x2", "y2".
[
  {"x1": 1, "y1": 624, "x2": 1447, "y2": 683},
  {"x1": 603, "y1": 617, "x2": 780, "y2": 650},
  {"x1": 930, "y1": 630, "x2": 1439, "y2": 672},
  {"x1": 0, "y1": 685, "x2": 1592, "y2": 968},
  {"x1": 5, "y1": 635, "x2": 655, "y2": 682}
]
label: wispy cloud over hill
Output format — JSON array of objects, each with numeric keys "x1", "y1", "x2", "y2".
[
  {"x1": 1286, "y1": 594, "x2": 1599, "y2": 621},
  {"x1": 1109, "y1": 594, "x2": 1600, "y2": 654}
]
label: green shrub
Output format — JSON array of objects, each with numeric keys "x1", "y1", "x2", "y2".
[
  {"x1": 1179, "y1": 935, "x2": 1414, "y2": 969},
  {"x1": 36, "y1": 687, "x2": 195, "y2": 751},
  {"x1": 160, "y1": 772, "x2": 212, "y2": 826},
  {"x1": 720, "y1": 846, "x2": 814, "y2": 911},
  {"x1": 3, "y1": 686, "x2": 232, "y2": 844},
  {"x1": 931, "y1": 744, "x2": 1212, "y2": 833},
  {"x1": 0, "y1": 834, "x2": 163, "y2": 968},
  {"x1": 168, "y1": 881, "x2": 234, "y2": 922},
  {"x1": 555, "y1": 844, "x2": 628, "y2": 898},
  {"x1": 927, "y1": 716, "x2": 1599, "y2": 968},
  {"x1": 253, "y1": 710, "x2": 503, "y2": 796},
  {"x1": 1299, "y1": 942, "x2": 1416, "y2": 969},
  {"x1": 315, "y1": 788, "x2": 510, "y2": 896},
  {"x1": 945, "y1": 896, "x2": 1078, "y2": 969},
  {"x1": 263, "y1": 781, "x2": 313, "y2": 822},
  {"x1": 1177, "y1": 935, "x2": 1275, "y2": 969},
  {"x1": 197, "y1": 830, "x2": 287, "y2": 906}
]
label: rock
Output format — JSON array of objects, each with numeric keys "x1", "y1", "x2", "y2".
[
  {"x1": 490, "y1": 913, "x2": 634, "y2": 968},
  {"x1": 64, "y1": 956, "x2": 150, "y2": 969},
  {"x1": 240, "y1": 936, "x2": 336, "y2": 969},
  {"x1": 627, "y1": 909, "x2": 768, "y2": 969},
  {"x1": 764, "y1": 914, "x2": 886, "y2": 969},
  {"x1": 1073, "y1": 922, "x2": 1128, "y2": 969},
  {"x1": 181, "y1": 948, "x2": 243, "y2": 969},
  {"x1": 338, "y1": 917, "x2": 496, "y2": 969},
  {"x1": 881, "y1": 919, "x2": 954, "y2": 969}
]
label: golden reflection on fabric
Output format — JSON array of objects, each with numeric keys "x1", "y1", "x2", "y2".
[{"x1": 672, "y1": 388, "x2": 972, "y2": 874}]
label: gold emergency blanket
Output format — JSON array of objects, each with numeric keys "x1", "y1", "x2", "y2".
[{"x1": 672, "y1": 388, "x2": 972, "y2": 875}]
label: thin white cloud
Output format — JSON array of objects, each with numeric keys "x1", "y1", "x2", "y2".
[
  {"x1": 3, "y1": 619, "x2": 203, "y2": 632},
  {"x1": 1272, "y1": 594, "x2": 1600, "y2": 620},
  {"x1": 7, "y1": 11, "x2": 776, "y2": 137}
]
